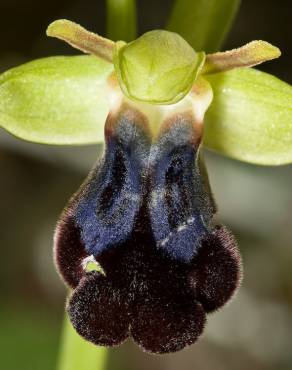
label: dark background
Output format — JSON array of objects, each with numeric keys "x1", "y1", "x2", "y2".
[{"x1": 0, "y1": 1, "x2": 291, "y2": 370}]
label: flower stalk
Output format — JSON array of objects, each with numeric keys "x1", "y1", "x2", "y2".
[
  {"x1": 57, "y1": 316, "x2": 108, "y2": 370},
  {"x1": 106, "y1": 0, "x2": 137, "y2": 42}
]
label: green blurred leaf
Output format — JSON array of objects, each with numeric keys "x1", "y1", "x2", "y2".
[
  {"x1": 204, "y1": 68, "x2": 292, "y2": 165},
  {"x1": 106, "y1": 0, "x2": 137, "y2": 42},
  {"x1": 0, "y1": 55, "x2": 113, "y2": 145},
  {"x1": 166, "y1": 0, "x2": 241, "y2": 53},
  {"x1": 114, "y1": 30, "x2": 205, "y2": 104}
]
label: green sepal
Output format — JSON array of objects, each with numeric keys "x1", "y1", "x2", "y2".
[
  {"x1": 0, "y1": 55, "x2": 113, "y2": 145},
  {"x1": 113, "y1": 30, "x2": 205, "y2": 105},
  {"x1": 204, "y1": 68, "x2": 292, "y2": 165}
]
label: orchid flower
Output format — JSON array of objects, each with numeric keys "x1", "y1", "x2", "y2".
[{"x1": 0, "y1": 2, "x2": 291, "y2": 357}]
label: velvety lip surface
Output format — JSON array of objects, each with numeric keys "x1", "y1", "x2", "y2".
[{"x1": 54, "y1": 105, "x2": 241, "y2": 354}]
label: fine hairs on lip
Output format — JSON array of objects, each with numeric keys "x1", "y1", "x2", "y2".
[{"x1": 54, "y1": 104, "x2": 241, "y2": 354}]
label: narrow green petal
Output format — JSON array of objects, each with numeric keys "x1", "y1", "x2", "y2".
[
  {"x1": 203, "y1": 40, "x2": 281, "y2": 74},
  {"x1": 106, "y1": 0, "x2": 137, "y2": 42},
  {"x1": 166, "y1": 0, "x2": 241, "y2": 52},
  {"x1": 0, "y1": 55, "x2": 113, "y2": 145},
  {"x1": 47, "y1": 19, "x2": 114, "y2": 62},
  {"x1": 204, "y1": 68, "x2": 292, "y2": 165}
]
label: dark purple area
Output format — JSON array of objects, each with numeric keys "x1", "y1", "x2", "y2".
[{"x1": 55, "y1": 107, "x2": 241, "y2": 353}]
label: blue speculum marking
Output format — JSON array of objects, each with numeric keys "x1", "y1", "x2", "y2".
[
  {"x1": 76, "y1": 138, "x2": 142, "y2": 256},
  {"x1": 149, "y1": 144, "x2": 209, "y2": 262},
  {"x1": 74, "y1": 110, "x2": 213, "y2": 262}
]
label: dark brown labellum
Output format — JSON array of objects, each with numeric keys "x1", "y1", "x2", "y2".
[{"x1": 54, "y1": 103, "x2": 241, "y2": 354}]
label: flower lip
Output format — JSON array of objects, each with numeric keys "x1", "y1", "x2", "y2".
[{"x1": 55, "y1": 103, "x2": 241, "y2": 353}]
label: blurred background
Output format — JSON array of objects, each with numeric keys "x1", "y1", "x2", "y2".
[{"x1": 0, "y1": 1, "x2": 291, "y2": 369}]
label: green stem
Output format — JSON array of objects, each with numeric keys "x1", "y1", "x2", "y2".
[
  {"x1": 166, "y1": 0, "x2": 241, "y2": 53},
  {"x1": 56, "y1": 315, "x2": 108, "y2": 370},
  {"x1": 106, "y1": 0, "x2": 137, "y2": 42}
]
